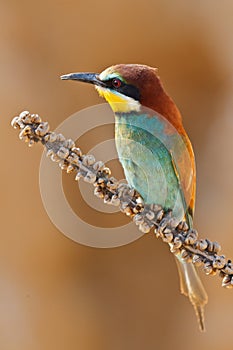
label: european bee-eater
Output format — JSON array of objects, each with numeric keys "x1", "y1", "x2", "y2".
[{"x1": 61, "y1": 64, "x2": 208, "y2": 330}]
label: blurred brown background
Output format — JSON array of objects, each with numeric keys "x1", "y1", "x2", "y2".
[{"x1": 1, "y1": 0, "x2": 233, "y2": 349}]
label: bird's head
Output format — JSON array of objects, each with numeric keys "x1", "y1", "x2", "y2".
[{"x1": 61, "y1": 64, "x2": 182, "y2": 127}]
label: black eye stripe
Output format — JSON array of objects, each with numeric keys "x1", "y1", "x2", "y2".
[
  {"x1": 103, "y1": 78, "x2": 140, "y2": 101},
  {"x1": 119, "y1": 84, "x2": 140, "y2": 101}
]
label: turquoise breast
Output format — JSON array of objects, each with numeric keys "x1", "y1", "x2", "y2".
[{"x1": 115, "y1": 112, "x2": 188, "y2": 222}]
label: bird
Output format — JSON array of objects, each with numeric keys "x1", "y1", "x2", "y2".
[{"x1": 61, "y1": 64, "x2": 208, "y2": 331}]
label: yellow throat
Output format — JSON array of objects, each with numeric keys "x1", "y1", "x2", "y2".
[{"x1": 95, "y1": 86, "x2": 141, "y2": 113}]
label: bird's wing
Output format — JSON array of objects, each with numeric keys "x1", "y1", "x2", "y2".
[
  {"x1": 119, "y1": 109, "x2": 196, "y2": 220},
  {"x1": 169, "y1": 130, "x2": 196, "y2": 222},
  {"x1": 141, "y1": 107, "x2": 196, "y2": 220},
  {"x1": 115, "y1": 111, "x2": 195, "y2": 223}
]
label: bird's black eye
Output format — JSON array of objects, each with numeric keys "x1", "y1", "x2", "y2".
[{"x1": 112, "y1": 78, "x2": 122, "y2": 89}]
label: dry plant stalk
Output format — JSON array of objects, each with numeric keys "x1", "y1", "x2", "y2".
[{"x1": 11, "y1": 110, "x2": 233, "y2": 288}]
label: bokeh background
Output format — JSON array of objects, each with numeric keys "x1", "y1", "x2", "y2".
[{"x1": 1, "y1": 1, "x2": 233, "y2": 349}]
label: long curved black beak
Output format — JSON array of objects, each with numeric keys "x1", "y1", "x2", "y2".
[{"x1": 60, "y1": 72, "x2": 104, "y2": 87}]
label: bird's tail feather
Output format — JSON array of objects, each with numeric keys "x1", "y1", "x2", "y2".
[{"x1": 175, "y1": 256, "x2": 208, "y2": 331}]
